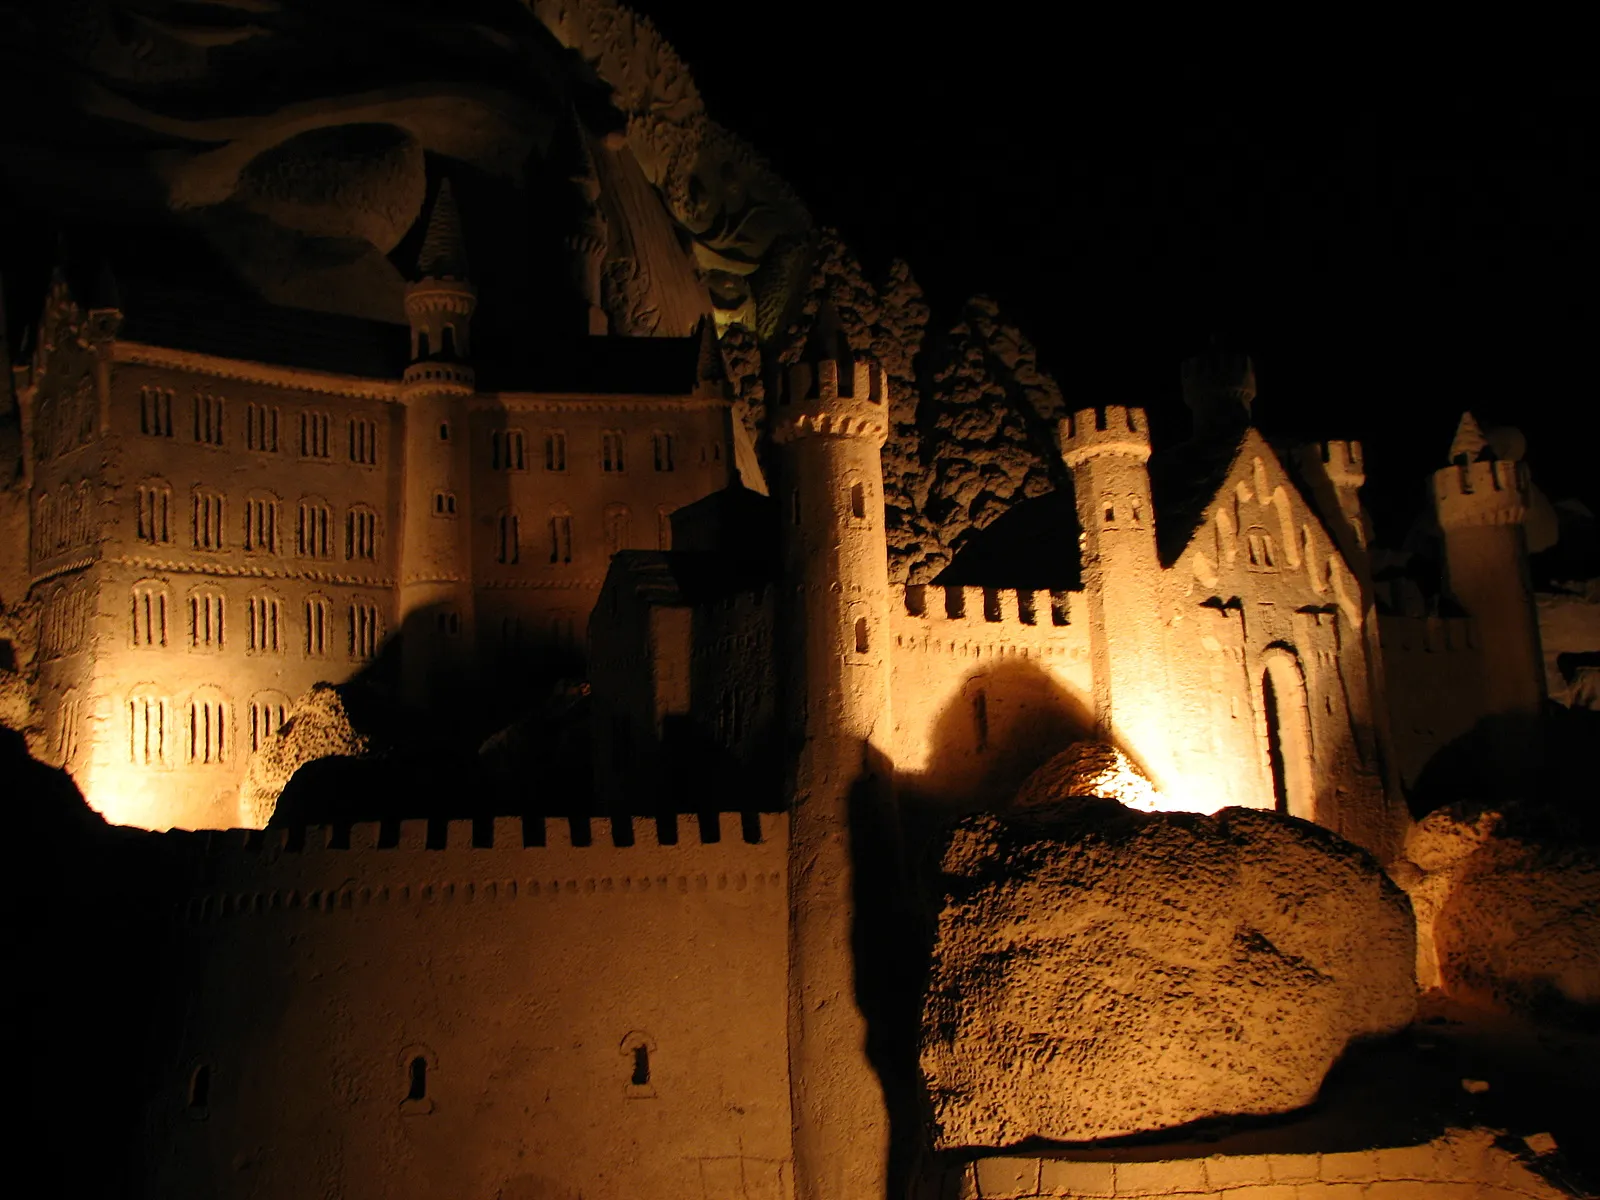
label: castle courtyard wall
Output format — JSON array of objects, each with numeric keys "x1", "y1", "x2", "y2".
[{"x1": 145, "y1": 814, "x2": 791, "y2": 1200}]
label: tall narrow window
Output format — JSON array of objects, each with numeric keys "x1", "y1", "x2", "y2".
[
  {"x1": 349, "y1": 599, "x2": 381, "y2": 659},
  {"x1": 850, "y1": 482, "x2": 866, "y2": 519},
  {"x1": 493, "y1": 429, "x2": 527, "y2": 471},
  {"x1": 549, "y1": 509, "x2": 573, "y2": 564},
  {"x1": 631, "y1": 1044, "x2": 650, "y2": 1087},
  {"x1": 188, "y1": 1065, "x2": 211, "y2": 1112},
  {"x1": 407, "y1": 1057, "x2": 427, "y2": 1102},
  {"x1": 298, "y1": 498, "x2": 332, "y2": 559},
  {"x1": 243, "y1": 494, "x2": 279, "y2": 554},
  {"x1": 246, "y1": 402, "x2": 279, "y2": 452},
  {"x1": 246, "y1": 592, "x2": 282, "y2": 654},
  {"x1": 140, "y1": 387, "x2": 174, "y2": 437},
  {"x1": 137, "y1": 481, "x2": 173, "y2": 544},
  {"x1": 131, "y1": 581, "x2": 170, "y2": 647},
  {"x1": 652, "y1": 431, "x2": 674, "y2": 472},
  {"x1": 604, "y1": 504, "x2": 630, "y2": 556},
  {"x1": 248, "y1": 693, "x2": 291, "y2": 753},
  {"x1": 56, "y1": 689, "x2": 82, "y2": 767},
  {"x1": 345, "y1": 505, "x2": 378, "y2": 560},
  {"x1": 192, "y1": 487, "x2": 226, "y2": 551},
  {"x1": 299, "y1": 411, "x2": 331, "y2": 458},
  {"x1": 496, "y1": 509, "x2": 520, "y2": 564},
  {"x1": 348, "y1": 417, "x2": 379, "y2": 465},
  {"x1": 187, "y1": 689, "x2": 229, "y2": 765},
  {"x1": 189, "y1": 588, "x2": 225, "y2": 650},
  {"x1": 432, "y1": 492, "x2": 457, "y2": 517},
  {"x1": 973, "y1": 687, "x2": 989, "y2": 752},
  {"x1": 544, "y1": 430, "x2": 567, "y2": 472},
  {"x1": 304, "y1": 595, "x2": 330, "y2": 657},
  {"x1": 128, "y1": 688, "x2": 168, "y2": 766},
  {"x1": 657, "y1": 506, "x2": 672, "y2": 550},
  {"x1": 854, "y1": 616, "x2": 869, "y2": 654},
  {"x1": 601, "y1": 429, "x2": 625, "y2": 472},
  {"x1": 193, "y1": 393, "x2": 225, "y2": 446}
]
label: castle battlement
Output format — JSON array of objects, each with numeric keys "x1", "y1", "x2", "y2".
[
  {"x1": 1058, "y1": 406, "x2": 1151, "y2": 466},
  {"x1": 1313, "y1": 439, "x2": 1365, "y2": 485},
  {"x1": 1433, "y1": 459, "x2": 1530, "y2": 527},
  {"x1": 771, "y1": 359, "x2": 888, "y2": 445},
  {"x1": 899, "y1": 583, "x2": 1081, "y2": 629},
  {"x1": 401, "y1": 360, "x2": 475, "y2": 396},
  {"x1": 166, "y1": 813, "x2": 790, "y2": 921}
]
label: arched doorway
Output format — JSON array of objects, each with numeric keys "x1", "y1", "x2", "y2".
[{"x1": 1260, "y1": 648, "x2": 1316, "y2": 820}]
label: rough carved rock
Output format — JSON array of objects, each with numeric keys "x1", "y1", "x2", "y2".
[
  {"x1": 922, "y1": 805, "x2": 1417, "y2": 1148},
  {"x1": 237, "y1": 683, "x2": 374, "y2": 828}
]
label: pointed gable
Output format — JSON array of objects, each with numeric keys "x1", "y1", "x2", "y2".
[{"x1": 1169, "y1": 429, "x2": 1362, "y2": 624}]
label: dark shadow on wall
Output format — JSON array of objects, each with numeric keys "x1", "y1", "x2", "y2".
[
  {"x1": 3, "y1": 724, "x2": 191, "y2": 1197},
  {"x1": 1409, "y1": 704, "x2": 1600, "y2": 843}
]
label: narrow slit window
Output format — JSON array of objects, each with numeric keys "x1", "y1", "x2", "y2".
[
  {"x1": 188, "y1": 1065, "x2": 210, "y2": 1110},
  {"x1": 854, "y1": 616, "x2": 869, "y2": 654},
  {"x1": 850, "y1": 482, "x2": 866, "y2": 519},
  {"x1": 407, "y1": 1057, "x2": 427, "y2": 1102},
  {"x1": 630, "y1": 1044, "x2": 650, "y2": 1087}
]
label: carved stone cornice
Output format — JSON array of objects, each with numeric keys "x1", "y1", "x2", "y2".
[
  {"x1": 110, "y1": 555, "x2": 394, "y2": 589},
  {"x1": 112, "y1": 342, "x2": 403, "y2": 403},
  {"x1": 475, "y1": 392, "x2": 727, "y2": 414},
  {"x1": 476, "y1": 577, "x2": 605, "y2": 590}
]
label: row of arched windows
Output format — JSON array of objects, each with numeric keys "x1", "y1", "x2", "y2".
[
  {"x1": 128, "y1": 580, "x2": 382, "y2": 659},
  {"x1": 33, "y1": 480, "x2": 95, "y2": 558},
  {"x1": 489, "y1": 428, "x2": 679, "y2": 474},
  {"x1": 125, "y1": 686, "x2": 296, "y2": 766},
  {"x1": 136, "y1": 388, "x2": 382, "y2": 465},
  {"x1": 39, "y1": 587, "x2": 92, "y2": 659},
  {"x1": 494, "y1": 504, "x2": 673, "y2": 566},
  {"x1": 132, "y1": 479, "x2": 381, "y2": 562}
]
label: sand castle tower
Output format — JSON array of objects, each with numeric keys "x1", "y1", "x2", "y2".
[
  {"x1": 398, "y1": 180, "x2": 477, "y2": 703},
  {"x1": 771, "y1": 308, "x2": 892, "y2": 1200}
]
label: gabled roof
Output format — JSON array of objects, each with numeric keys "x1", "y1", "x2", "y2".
[{"x1": 1149, "y1": 429, "x2": 1252, "y2": 568}]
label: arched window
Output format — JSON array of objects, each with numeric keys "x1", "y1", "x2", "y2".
[
  {"x1": 348, "y1": 417, "x2": 378, "y2": 465},
  {"x1": 299, "y1": 410, "x2": 330, "y2": 458},
  {"x1": 549, "y1": 507, "x2": 573, "y2": 564},
  {"x1": 407, "y1": 1056, "x2": 427, "y2": 1101},
  {"x1": 496, "y1": 509, "x2": 520, "y2": 564},
  {"x1": 56, "y1": 688, "x2": 82, "y2": 767},
  {"x1": 854, "y1": 616, "x2": 869, "y2": 654},
  {"x1": 186, "y1": 686, "x2": 230, "y2": 765},
  {"x1": 189, "y1": 587, "x2": 225, "y2": 650},
  {"x1": 399, "y1": 1044, "x2": 436, "y2": 1116},
  {"x1": 850, "y1": 481, "x2": 866, "y2": 520},
  {"x1": 246, "y1": 402, "x2": 279, "y2": 452},
  {"x1": 349, "y1": 598, "x2": 382, "y2": 659},
  {"x1": 193, "y1": 393, "x2": 225, "y2": 446},
  {"x1": 136, "y1": 479, "x2": 173, "y2": 544},
  {"x1": 345, "y1": 504, "x2": 378, "y2": 560},
  {"x1": 246, "y1": 591, "x2": 282, "y2": 654},
  {"x1": 243, "y1": 493, "x2": 279, "y2": 554},
  {"x1": 248, "y1": 691, "x2": 292, "y2": 754},
  {"x1": 652, "y1": 431, "x2": 674, "y2": 472},
  {"x1": 1260, "y1": 647, "x2": 1315, "y2": 820},
  {"x1": 601, "y1": 429, "x2": 625, "y2": 472},
  {"x1": 544, "y1": 429, "x2": 567, "y2": 472},
  {"x1": 192, "y1": 487, "x2": 226, "y2": 551},
  {"x1": 304, "y1": 594, "x2": 330, "y2": 657},
  {"x1": 493, "y1": 428, "x2": 527, "y2": 471},
  {"x1": 432, "y1": 492, "x2": 457, "y2": 517},
  {"x1": 297, "y1": 497, "x2": 332, "y2": 559},
  {"x1": 139, "y1": 387, "x2": 173, "y2": 437},
  {"x1": 128, "y1": 686, "x2": 169, "y2": 766},
  {"x1": 131, "y1": 580, "x2": 170, "y2": 647},
  {"x1": 604, "y1": 504, "x2": 630, "y2": 556}
]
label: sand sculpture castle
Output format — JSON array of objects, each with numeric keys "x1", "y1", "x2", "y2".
[{"x1": 1, "y1": 3, "x2": 1594, "y2": 1199}]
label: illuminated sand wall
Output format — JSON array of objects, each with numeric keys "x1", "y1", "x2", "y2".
[{"x1": 145, "y1": 815, "x2": 790, "y2": 1200}]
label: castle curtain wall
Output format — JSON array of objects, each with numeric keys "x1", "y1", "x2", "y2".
[{"x1": 146, "y1": 817, "x2": 791, "y2": 1200}]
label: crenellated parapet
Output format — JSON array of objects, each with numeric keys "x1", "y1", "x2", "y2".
[
  {"x1": 1058, "y1": 406, "x2": 1151, "y2": 467},
  {"x1": 1315, "y1": 439, "x2": 1365, "y2": 488},
  {"x1": 770, "y1": 359, "x2": 887, "y2": 446},
  {"x1": 1433, "y1": 458, "x2": 1530, "y2": 528},
  {"x1": 166, "y1": 812, "x2": 789, "y2": 920}
]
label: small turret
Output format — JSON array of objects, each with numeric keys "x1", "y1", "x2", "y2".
[
  {"x1": 1181, "y1": 347, "x2": 1257, "y2": 440},
  {"x1": 1431, "y1": 412, "x2": 1544, "y2": 779},
  {"x1": 403, "y1": 179, "x2": 476, "y2": 394}
]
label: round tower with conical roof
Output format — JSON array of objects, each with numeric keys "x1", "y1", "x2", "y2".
[
  {"x1": 399, "y1": 180, "x2": 477, "y2": 703},
  {"x1": 770, "y1": 308, "x2": 891, "y2": 1200}
]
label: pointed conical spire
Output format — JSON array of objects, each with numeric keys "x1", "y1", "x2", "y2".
[
  {"x1": 417, "y1": 180, "x2": 468, "y2": 280},
  {"x1": 1449, "y1": 412, "x2": 1489, "y2": 463}
]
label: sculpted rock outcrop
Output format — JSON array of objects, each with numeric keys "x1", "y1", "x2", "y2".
[
  {"x1": 921, "y1": 803, "x2": 1416, "y2": 1148},
  {"x1": 238, "y1": 684, "x2": 374, "y2": 828}
]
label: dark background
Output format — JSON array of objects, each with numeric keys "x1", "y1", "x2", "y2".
[{"x1": 632, "y1": 11, "x2": 1598, "y2": 542}]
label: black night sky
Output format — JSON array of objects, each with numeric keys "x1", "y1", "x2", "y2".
[{"x1": 635, "y1": 13, "x2": 1598, "y2": 542}]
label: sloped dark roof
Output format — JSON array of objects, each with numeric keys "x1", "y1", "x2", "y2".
[
  {"x1": 1148, "y1": 430, "x2": 1250, "y2": 568},
  {"x1": 607, "y1": 548, "x2": 775, "y2": 609},
  {"x1": 936, "y1": 486, "x2": 1083, "y2": 591}
]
